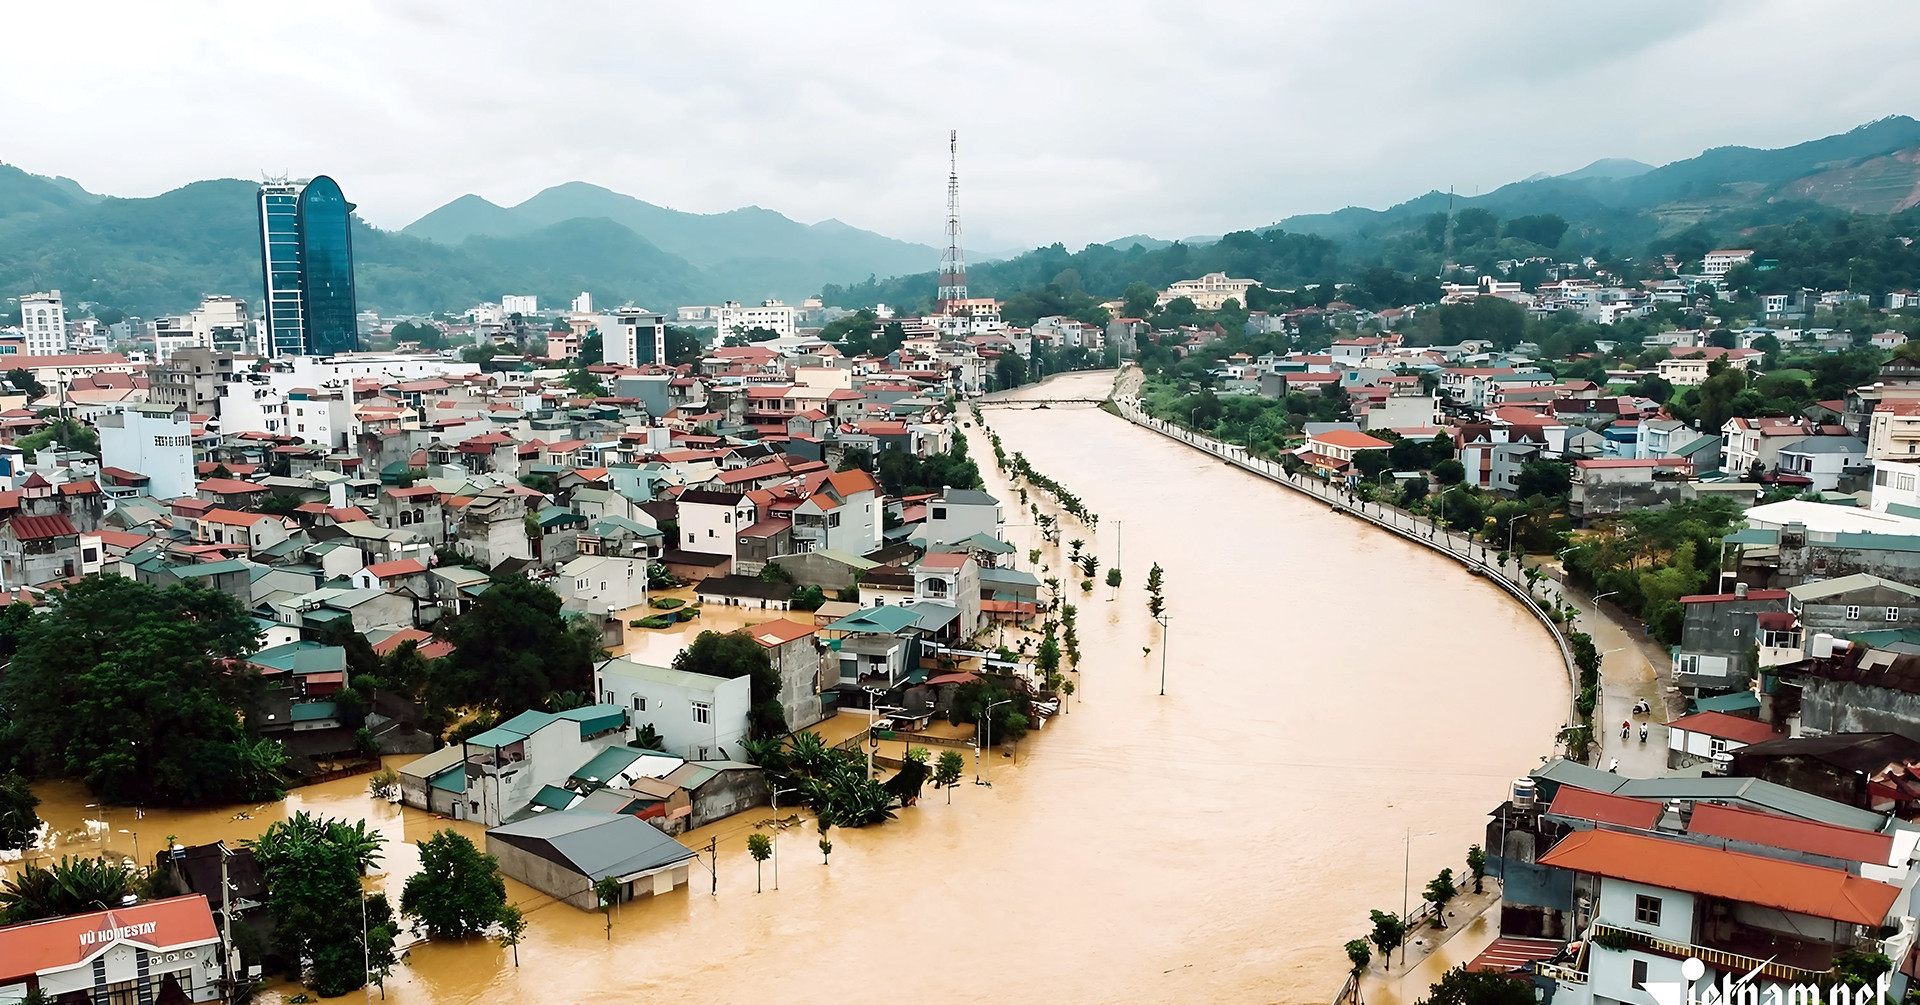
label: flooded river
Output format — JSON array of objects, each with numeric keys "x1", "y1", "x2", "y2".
[{"x1": 8, "y1": 370, "x2": 1565, "y2": 1004}]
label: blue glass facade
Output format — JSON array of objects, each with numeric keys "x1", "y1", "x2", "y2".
[{"x1": 256, "y1": 175, "x2": 360, "y2": 357}]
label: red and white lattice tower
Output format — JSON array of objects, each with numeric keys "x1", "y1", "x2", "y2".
[{"x1": 936, "y1": 129, "x2": 968, "y2": 315}]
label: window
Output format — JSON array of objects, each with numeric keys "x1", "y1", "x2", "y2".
[
  {"x1": 1847, "y1": 606, "x2": 1861, "y2": 620},
  {"x1": 1634, "y1": 894, "x2": 1662, "y2": 926},
  {"x1": 633, "y1": 696, "x2": 646, "y2": 711},
  {"x1": 931, "y1": 507, "x2": 947, "y2": 520},
  {"x1": 1889, "y1": 607, "x2": 1902, "y2": 622},
  {"x1": 1676, "y1": 654, "x2": 1700, "y2": 675},
  {"x1": 1632, "y1": 960, "x2": 1649, "y2": 990},
  {"x1": 691, "y1": 701, "x2": 711, "y2": 724}
]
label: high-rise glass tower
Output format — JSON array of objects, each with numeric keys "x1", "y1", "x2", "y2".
[{"x1": 257, "y1": 175, "x2": 360, "y2": 357}]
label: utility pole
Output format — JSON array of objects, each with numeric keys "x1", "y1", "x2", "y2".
[
  {"x1": 1155, "y1": 611, "x2": 1171, "y2": 695},
  {"x1": 220, "y1": 844, "x2": 236, "y2": 1005},
  {"x1": 708, "y1": 837, "x2": 718, "y2": 895}
]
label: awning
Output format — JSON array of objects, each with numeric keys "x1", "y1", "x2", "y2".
[
  {"x1": 1467, "y1": 936, "x2": 1564, "y2": 973},
  {"x1": 925, "y1": 672, "x2": 979, "y2": 686}
]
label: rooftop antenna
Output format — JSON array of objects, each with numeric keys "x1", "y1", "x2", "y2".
[
  {"x1": 1441, "y1": 185, "x2": 1456, "y2": 278},
  {"x1": 936, "y1": 130, "x2": 967, "y2": 315}
]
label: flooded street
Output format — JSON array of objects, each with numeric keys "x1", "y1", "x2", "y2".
[{"x1": 8, "y1": 369, "x2": 1565, "y2": 1004}]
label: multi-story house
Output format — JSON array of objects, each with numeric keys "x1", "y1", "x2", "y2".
[
  {"x1": 434, "y1": 704, "x2": 631, "y2": 825},
  {"x1": 595, "y1": 658, "x2": 749, "y2": 763},
  {"x1": 790, "y1": 469, "x2": 881, "y2": 556},
  {"x1": 923, "y1": 487, "x2": 1003, "y2": 548},
  {"x1": 1788, "y1": 573, "x2": 1920, "y2": 639},
  {"x1": 1669, "y1": 584, "x2": 1792, "y2": 696}
]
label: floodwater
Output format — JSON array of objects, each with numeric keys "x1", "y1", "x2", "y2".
[{"x1": 8, "y1": 370, "x2": 1566, "y2": 1004}]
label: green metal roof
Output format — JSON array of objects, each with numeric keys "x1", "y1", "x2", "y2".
[
  {"x1": 1721, "y1": 528, "x2": 1777, "y2": 546},
  {"x1": 571, "y1": 746, "x2": 644, "y2": 784},
  {"x1": 823, "y1": 605, "x2": 922, "y2": 635},
  {"x1": 289, "y1": 702, "x2": 340, "y2": 722},
  {"x1": 171, "y1": 559, "x2": 250, "y2": 578},
  {"x1": 250, "y1": 642, "x2": 347, "y2": 675},
  {"x1": 429, "y1": 767, "x2": 466, "y2": 794},
  {"x1": 531, "y1": 784, "x2": 577, "y2": 811},
  {"x1": 556, "y1": 704, "x2": 626, "y2": 736},
  {"x1": 465, "y1": 704, "x2": 626, "y2": 748},
  {"x1": 1690, "y1": 691, "x2": 1761, "y2": 715}
]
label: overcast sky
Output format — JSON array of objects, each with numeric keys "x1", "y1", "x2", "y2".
[{"x1": 6, "y1": 1, "x2": 1919, "y2": 254}]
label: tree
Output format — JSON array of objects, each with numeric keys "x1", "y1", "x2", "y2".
[
  {"x1": 747, "y1": 833, "x2": 772, "y2": 893},
  {"x1": 495, "y1": 904, "x2": 527, "y2": 966},
  {"x1": 6, "y1": 368, "x2": 45, "y2": 399},
  {"x1": 818, "y1": 826, "x2": 833, "y2": 866},
  {"x1": 14, "y1": 417, "x2": 98, "y2": 460},
  {"x1": 675, "y1": 630, "x2": 786, "y2": 739},
  {"x1": 1513, "y1": 460, "x2": 1571, "y2": 499},
  {"x1": 935, "y1": 749, "x2": 964, "y2": 803},
  {"x1": 364, "y1": 892, "x2": 400, "y2": 998},
  {"x1": 1415, "y1": 966, "x2": 1534, "y2": 1005},
  {"x1": 1466, "y1": 844, "x2": 1487, "y2": 894},
  {"x1": 2, "y1": 576, "x2": 276, "y2": 806},
  {"x1": 1146, "y1": 563, "x2": 1166, "y2": 619},
  {"x1": 0, "y1": 856, "x2": 137, "y2": 924},
  {"x1": 1345, "y1": 938, "x2": 1372, "y2": 977},
  {"x1": 1423, "y1": 868, "x2": 1458, "y2": 928},
  {"x1": 249, "y1": 814, "x2": 375, "y2": 997},
  {"x1": 884, "y1": 749, "x2": 929, "y2": 805},
  {"x1": 594, "y1": 875, "x2": 620, "y2": 940},
  {"x1": 400, "y1": 830, "x2": 509, "y2": 940},
  {"x1": 0, "y1": 772, "x2": 41, "y2": 850},
  {"x1": 1369, "y1": 910, "x2": 1407, "y2": 970},
  {"x1": 1353, "y1": 450, "x2": 1392, "y2": 481},
  {"x1": 1106, "y1": 567, "x2": 1123, "y2": 593},
  {"x1": 1432, "y1": 459, "x2": 1466, "y2": 486},
  {"x1": 439, "y1": 578, "x2": 603, "y2": 716}
]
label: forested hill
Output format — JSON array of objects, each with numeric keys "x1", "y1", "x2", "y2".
[{"x1": 825, "y1": 116, "x2": 1920, "y2": 322}]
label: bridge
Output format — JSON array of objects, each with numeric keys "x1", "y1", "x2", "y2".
[{"x1": 975, "y1": 397, "x2": 1108, "y2": 408}]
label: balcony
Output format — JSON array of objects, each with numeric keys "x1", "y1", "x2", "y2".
[{"x1": 1590, "y1": 924, "x2": 1834, "y2": 984}]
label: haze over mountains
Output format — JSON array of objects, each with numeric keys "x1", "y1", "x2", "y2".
[{"x1": 1, "y1": 116, "x2": 1918, "y2": 319}]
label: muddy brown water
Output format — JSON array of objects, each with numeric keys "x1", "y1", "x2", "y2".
[{"x1": 7, "y1": 370, "x2": 1565, "y2": 1004}]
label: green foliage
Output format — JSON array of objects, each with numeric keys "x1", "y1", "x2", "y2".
[
  {"x1": 1423, "y1": 868, "x2": 1457, "y2": 926},
  {"x1": 495, "y1": 904, "x2": 527, "y2": 965},
  {"x1": 872, "y1": 438, "x2": 983, "y2": 497},
  {"x1": 1432, "y1": 459, "x2": 1466, "y2": 486},
  {"x1": 0, "y1": 771, "x2": 40, "y2": 850},
  {"x1": 791, "y1": 585, "x2": 827, "y2": 610},
  {"x1": 1466, "y1": 845, "x2": 1487, "y2": 894},
  {"x1": 440, "y1": 577, "x2": 604, "y2": 715},
  {"x1": 1514, "y1": 460, "x2": 1571, "y2": 499},
  {"x1": 1368, "y1": 910, "x2": 1407, "y2": 966},
  {"x1": 934, "y1": 749, "x2": 965, "y2": 802},
  {"x1": 6, "y1": 368, "x2": 46, "y2": 399},
  {"x1": 883, "y1": 756, "x2": 929, "y2": 804},
  {"x1": 401, "y1": 830, "x2": 510, "y2": 939},
  {"x1": 1146, "y1": 563, "x2": 1166, "y2": 619},
  {"x1": 0, "y1": 855, "x2": 137, "y2": 924},
  {"x1": 1415, "y1": 966, "x2": 1535, "y2": 1005},
  {"x1": 249, "y1": 813, "x2": 380, "y2": 996},
  {"x1": 674, "y1": 630, "x2": 785, "y2": 739},
  {"x1": 746, "y1": 833, "x2": 772, "y2": 893},
  {"x1": 649, "y1": 596, "x2": 687, "y2": 609},
  {"x1": 2, "y1": 577, "x2": 275, "y2": 806},
  {"x1": 1345, "y1": 938, "x2": 1372, "y2": 976},
  {"x1": 1565, "y1": 499, "x2": 1741, "y2": 644},
  {"x1": 15, "y1": 417, "x2": 98, "y2": 461}
]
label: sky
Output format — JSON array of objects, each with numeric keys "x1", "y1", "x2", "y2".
[{"x1": 6, "y1": 1, "x2": 1920, "y2": 254}]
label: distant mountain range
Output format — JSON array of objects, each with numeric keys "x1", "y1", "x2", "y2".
[
  {"x1": 1094, "y1": 116, "x2": 1920, "y2": 260},
  {"x1": 0, "y1": 172, "x2": 941, "y2": 318}
]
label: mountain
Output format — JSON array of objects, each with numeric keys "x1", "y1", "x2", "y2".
[
  {"x1": 1557, "y1": 158, "x2": 1654, "y2": 182},
  {"x1": 401, "y1": 181, "x2": 940, "y2": 301},
  {"x1": 1270, "y1": 115, "x2": 1920, "y2": 251}
]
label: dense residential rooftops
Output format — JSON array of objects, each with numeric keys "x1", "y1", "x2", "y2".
[{"x1": 1538, "y1": 828, "x2": 1898, "y2": 926}]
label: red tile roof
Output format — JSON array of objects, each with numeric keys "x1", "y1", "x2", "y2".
[
  {"x1": 750, "y1": 619, "x2": 817, "y2": 647},
  {"x1": 1688, "y1": 802, "x2": 1893, "y2": 865},
  {"x1": 1544, "y1": 785, "x2": 1664, "y2": 829},
  {"x1": 1679, "y1": 590, "x2": 1790, "y2": 604},
  {"x1": 0, "y1": 894, "x2": 219, "y2": 976},
  {"x1": 1666, "y1": 710, "x2": 1778, "y2": 744},
  {"x1": 1537, "y1": 828, "x2": 1898, "y2": 926},
  {"x1": 364, "y1": 559, "x2": 428, "y2": 579},
  {"x1": 1309, "y1": 429, "x2": 1392, "y2": 450},
  {"x1": 9, "y1": 514, "x2": 76, "y2": 540}
]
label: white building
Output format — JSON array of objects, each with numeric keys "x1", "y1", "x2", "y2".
[
  {"x1": 595, "y1": 657, "x2": 751, "y2": 762},
  {"x1": 20, "y1": 290, "x2": 67, "y2": 355},
  {"x1": 1702, "y1": 248, "x2": 1754, "y2": 277},
  {"x1": 598, "y1": 308, "x2": 668, "y2": 367},
  {"x1": 456, "y1": 705, "x2": 632, "y2": 826},
  {"x1": 553, "y1": 555, "x2": 648, "y2": 614},
  {"x1": 1773, "y1": 436, "x2": 1867, "y2": 492},
  {"x1": 718, "y1": 299, "x2": 795, "y2": 339},
  {"x1": 923, "y1": 487, "x2": 1003, "y2": 547},
  {"x1": 1159, "y1": 273, "x2": 1258, "y2": 310},
  {"x1": 502, "y1": 294, "x2": 538, "y2": 315},
  {"x1": 95, "y1": 403, "x2": 196, "y2": 500},
  {"x1": 0, "y1": 894, "x2": 231, "y2": 1003},
  {"x1": 571, "y1": 291, "x2": 593, "y2": 313}
]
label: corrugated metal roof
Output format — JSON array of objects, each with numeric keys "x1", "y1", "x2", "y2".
[
  {"x1": 1614, "y1": 776, "x2": 1886, "y2": 830},
  {"x1": 1544, "y1": 785, "x2": 1664, "y2": 829},
  {"x1": 488, "y1": 809, "x2": 695, "y2": 880}
]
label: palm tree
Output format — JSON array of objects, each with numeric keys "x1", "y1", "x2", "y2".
[
  {"x1": 1068, "y1": 539, "x2": 1085, "y2": 564},
  {"x1": 1, "y1": 856, "x2": 137, "y2": 924}
]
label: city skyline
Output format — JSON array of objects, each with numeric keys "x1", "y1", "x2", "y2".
[{"x1": 3, "y1": 2, "x2": 1918, "y2": 251}]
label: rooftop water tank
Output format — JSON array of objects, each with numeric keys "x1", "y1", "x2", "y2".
[
  {"x1": 1512, "y1": 777, "x2": 1538, "y2": 810},
  {"x1": 1811, "y1": 632, "x2": 1836, "y2": 659}
]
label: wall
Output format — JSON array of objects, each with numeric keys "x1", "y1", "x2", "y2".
[
  {"x1": 1801, "y1": 678, "x2": 1920, "y2": 742},
  {"x1": 599, "y1": 664, "x2": 751, "y2": 761},
  {"x1": 689, "y1": 768, "x2": 769, "y2": 828},
  {"x1": 769, "y1": 638, "x2": 825, "y2": 730}
]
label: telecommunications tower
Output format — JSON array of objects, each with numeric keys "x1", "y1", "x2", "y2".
[{"x1": 936, "y1": 129, "x2": 968, "y2": 314}]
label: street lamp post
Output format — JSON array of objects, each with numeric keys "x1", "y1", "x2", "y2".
[
  {"x1": 1153, "y1": 611, "x2": 1171, "y2": 696},
  {"x1": 976, "y1": 698, "x2": 1012, "y2": 785}
]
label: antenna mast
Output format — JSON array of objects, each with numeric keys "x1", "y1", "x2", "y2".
[{"x1": 937, "y1": 129, "x2": 968, "y2": 314}]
